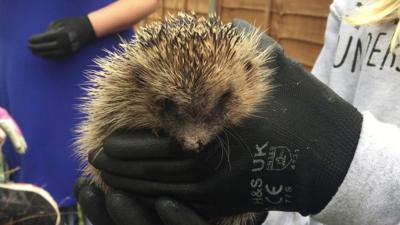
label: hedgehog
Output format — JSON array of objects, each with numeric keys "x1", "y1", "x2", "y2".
[{"x1": 76, "y1": 12, "x2": 275, "y2": 225}]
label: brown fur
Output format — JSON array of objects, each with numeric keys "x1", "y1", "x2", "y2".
[{"x1": 75, "y1": 12, "x2": 274, "y2": 225}]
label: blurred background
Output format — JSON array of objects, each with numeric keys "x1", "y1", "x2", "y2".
[{"x1": 138, "y1": 0, "x2": 333, "y2": 71}]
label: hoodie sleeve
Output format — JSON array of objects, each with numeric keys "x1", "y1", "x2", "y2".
[{"x1": 312, "y1": 111, "x2": 400, "y2": 225}]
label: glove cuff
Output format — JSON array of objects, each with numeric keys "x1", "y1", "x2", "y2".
[
  {"x1": 280, "y1": 56, "x2": 364, "y2": 215},
  {"x1": 269, "y1": 56, "x2": 363, "y2": 215},
  {"x1": 82, "y1": 15, "x2": 96, "y2": 42},
  {"x1": 305, "y1": 101, "x2": 363, "y2": 215}
]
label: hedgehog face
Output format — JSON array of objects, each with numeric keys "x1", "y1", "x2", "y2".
[
  {"x1": 138, "y1": 51, "x2": 270, "y2": 151},
  {"x1": 150, "y1": 84, "x2": 236, "y2": 151}
]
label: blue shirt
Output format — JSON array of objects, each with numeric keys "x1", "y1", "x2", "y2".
[{"x1": 0, "y1": 0, "x2": 133, "y2": 207}]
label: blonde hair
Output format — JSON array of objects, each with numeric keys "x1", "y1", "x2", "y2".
[{"x1": 346, "y1": 0, "x2": 400, "y2": 52}]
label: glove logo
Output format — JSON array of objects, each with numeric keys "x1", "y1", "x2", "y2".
[
  {"x1": 252, "y1": 141, "x2": 298, "y2": 172},
  {"x1": 267, "y1": 146, "x2": 291, "y2": 171},
  {"x1": 265, "y1": 184, "x2": 283, "y2": 195},
  {"x1": 250, "y1": 178, "x2": 294, "y2": 206},
  {"x1": 265, "y1": 184, "x2": 293, "y2": 205}
]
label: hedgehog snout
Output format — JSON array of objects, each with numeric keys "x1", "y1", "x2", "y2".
[
  {"x1": 181, "y1": 137, "x2": 205, "y2": 152},
  {"x1": 175, "y1": 125, "x2": 212, "y2": 152}
]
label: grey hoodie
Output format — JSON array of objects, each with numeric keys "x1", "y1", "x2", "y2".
[{"x1": 264, "y1": 0, "x2": 400, "y2": 224}]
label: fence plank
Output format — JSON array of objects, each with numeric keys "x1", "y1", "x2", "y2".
[
  {"x1": 281, "y1": 39, "x2": 322, "y2": 68},
  {"x1": 270, "y1": 14, "x2": 327, "y2": 45},
  {"x1": 221, "y1": 8, "x2": 268, "y2": 29},
  {"x1": 272, "y1": 0, "x2": 331, "y2": 18},
  {"x1": 163, "y1": 0, "x2": 185, "y2": 9},
  {"x1": 222, "y1": 0, "x2": 267, "y2": 10},
  {"x1": 186, "y1": 0, "x2": 208, "y2": 13}
]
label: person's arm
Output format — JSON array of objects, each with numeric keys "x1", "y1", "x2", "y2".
[
  {"x1": 88, "y1": 0, "x2": 159, "y2": 37},
  {"x1": 310, "y1": 0, "x2": 400, "y2": 222},
  {"x1": 266, "y1": 1, "x2": 347, "y2": 223},
  {"x1": 28, "y1": 0, "x2": 159, "y2": 59},
  {"x1": 313, "y1": 111, "x2": 400, "y2": 225}
]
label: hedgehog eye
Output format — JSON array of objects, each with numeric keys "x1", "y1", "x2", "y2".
[{"x1": 155, "y1": 98, "x2": 176, "y2": 112}]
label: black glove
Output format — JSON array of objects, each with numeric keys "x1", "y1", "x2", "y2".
[
  {"x1": 74, "y1": 178, "x2": 162, "y2": 225},
  {"x1": 155, "y1": 198, "x2": 266, "y2": 225},
  {"x1": 89, "y1": 19, "x2": 363, "y2": 217},
  {"x1": 28, "y1": 16, "x2": 95, "y2": 59},
  {"x1": 74, "y1": 179, "x2": 266, "y2": 225}
]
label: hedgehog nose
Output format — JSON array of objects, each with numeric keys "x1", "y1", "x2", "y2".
[
  {"x1": 197, "y1": 141, "x2": 205, "y2": 151},
  {"x1": 182, "y1": 139, "x2": 204, "y2": 152}
]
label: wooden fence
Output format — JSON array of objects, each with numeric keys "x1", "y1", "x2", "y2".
[{"x1": 140, "y1": 0, "x2": 333, "y2": 71}]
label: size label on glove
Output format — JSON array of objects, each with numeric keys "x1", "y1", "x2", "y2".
[
  {"x1": 251, "y1": 141, "x2": 300, "y2": 172},
  {"x1": 250, "y1": 141, "x2": 298, "y2": 206},
  {"x1": 250, "y1": 178, "x2": 293, "y2": 205}
]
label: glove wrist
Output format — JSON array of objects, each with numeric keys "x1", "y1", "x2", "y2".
[
  {"x1": 49, "y1": 15, "x2": 96, "y2": 49},
  {"x1": 81, "y1": 15, "x2": 96, "y2": 42},
  {"x1": 306, "y1": 90, "x2": 363, "y2": 215},
  {"x1": 245, "y1": 54, "x2": 363, "y2": 215},
  {"x1": 275, "y1": 56, "x2": 364, "y2": 215}
]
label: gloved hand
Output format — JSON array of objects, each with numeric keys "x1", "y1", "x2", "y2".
[
  {"x1": 74, "y1": 178, "x2": 161, "y2": 225},
  {"x1": 0, "y1": 107, "x2": 27, "y2": 154},
  {"x1": 156, "y1": 198, "x2": 266, "y2": 225},
  {"x1": 74, "y1": 179, "x2": 267, "y2": 225},
  {"x1": 89, "y1": 19, "x2": 363, "y2": 218},
  {"x1": 28, "y1": 16, "x2": 96, "y2": 59}
]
